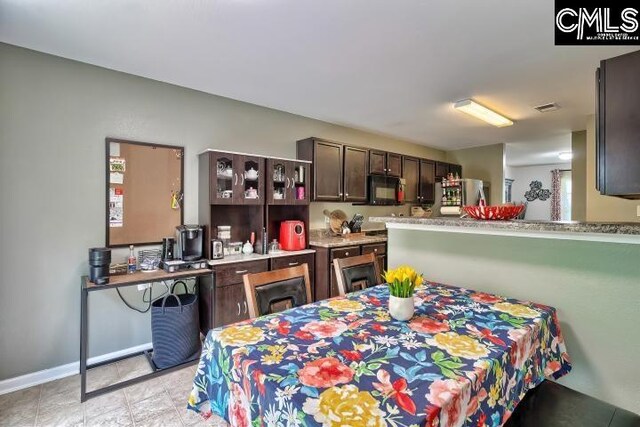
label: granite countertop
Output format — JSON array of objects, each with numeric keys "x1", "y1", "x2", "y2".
[
  {"x1": 308, "y1": 230, "x2": 388, "y2": 248},
  {"x1": 207, "y1": 249, "x2": 316, "y2": 266},
  {"x1": 369, "y1": 216, "x2": 640, "y2": 244}
]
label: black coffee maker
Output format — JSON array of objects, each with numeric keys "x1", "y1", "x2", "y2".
[{"x1": 175, "y1": 225, "x2": 204, "y2": 261}]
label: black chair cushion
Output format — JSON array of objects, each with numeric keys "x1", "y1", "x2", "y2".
[
  {"x1": 504, "y1": 380, "x2": 640, "y2": 427},
  {"x1": 340, "y1": 263, "x2": 377, "y2": 294},
  {"x1": 255, "y1": 276, "x2": 308, "y2": 316}
]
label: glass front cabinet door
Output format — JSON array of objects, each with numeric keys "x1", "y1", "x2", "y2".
[
  {"x1": 239, "y1": 155, "x2": 264, "y2": 205},
  {"x1": 210, "y1": 152, "x2": 235, "y2": 204}
]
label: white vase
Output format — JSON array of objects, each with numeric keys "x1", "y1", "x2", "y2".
[{"x1": 388, "y1": 295, "x2": 414, "y2": 321}]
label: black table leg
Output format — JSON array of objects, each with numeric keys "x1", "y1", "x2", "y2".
[{"x1": 80, "y1": 279, "x2": 88, "y2": 402}]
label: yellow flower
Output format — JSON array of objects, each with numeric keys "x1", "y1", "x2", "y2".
[
  {"x1": 374, "y1": 309, "x2": 391, "y2": 322},
  {"x1": 326, "y1": 299, "x2": 365, "y2": 313},
  {"x1": 261, "y1": 345, "x2": 286, "y2": 365},
  {"x1": 493, "y1": 302, "x2": 540, "y2": 319},
  {"x1": 430, "y1": 332, "x2": 490, "y2": 359},
  {"x1": 217, "y1": 325, "x2": 264, "y2": 347},
  {"x1": 302, "y1": 385, "x2": 385, "y2": 427},
  {"x1": 384, "y1": 265, "x2": 422, "y2": 285},
  {"x1": 488, "y1": 383, "x2": 500, "y2": 408},
  {"x1": 187, "y1": 390, "x2": 198, "y2": 407}
]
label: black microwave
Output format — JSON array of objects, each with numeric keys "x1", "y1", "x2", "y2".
[{"x1": 368, "y1": 175, "x2": 399, "y2": 205}]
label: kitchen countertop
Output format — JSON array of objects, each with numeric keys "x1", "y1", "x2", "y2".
[
  {"x1": 207, "y1": 249, "x2": 316, "y2": 266},
  {"x1": 308, "y1": 230, "x2": 388, "y2": 248},
  {"x1": 369, "y1": 216, "x2": 640, "y2": 245}
]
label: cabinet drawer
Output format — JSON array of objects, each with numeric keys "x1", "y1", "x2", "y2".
[
  {"x1": 330, "y1": 246, "x2": 361, "y2": 260},
  {"x1": 214, "y1": 260, "x2": 269, "y2": 287},
  {"x1": 270, "y1": 253, "x2": 314, "y2": 270},
  {"x1": 361, "y1": 243, "x2": 386, "y2": 256}
]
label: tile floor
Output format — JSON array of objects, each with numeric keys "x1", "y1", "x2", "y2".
[{"x1": 0, "y1": 356, "x2": 228, "y2": 427}]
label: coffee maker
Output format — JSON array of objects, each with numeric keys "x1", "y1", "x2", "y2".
[{"x1": 175, "y1": 225, "x2": 204, "y2": 261}]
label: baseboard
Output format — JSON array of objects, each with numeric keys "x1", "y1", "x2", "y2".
[{"x1": 0, "y1": 342, "x2": 152, "y2": 395}]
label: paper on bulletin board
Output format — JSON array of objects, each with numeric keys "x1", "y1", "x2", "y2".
[
  {"x1": 110, "y1": 172, "x2": 124, "y2": 184},
  {"x1": 109, "y1": 187, "x2": 124, "y2": 227},
  {"x1": 109, "y1": 157, "x2": 126, "y2": 172}
]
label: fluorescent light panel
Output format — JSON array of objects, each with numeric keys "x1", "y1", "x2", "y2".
[{"x1": 454, "y1": 99, "x2": 513, "y2": 127}]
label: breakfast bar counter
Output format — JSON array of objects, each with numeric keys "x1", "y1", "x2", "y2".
[
  {"x1": 372, "y1": 215, "x2": 640, "y2": 414},
  {"x1": 370, "y1": 216, "x2": 640, "y2": 245}
]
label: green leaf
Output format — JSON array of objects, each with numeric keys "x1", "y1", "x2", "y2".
[
  {"x1": 439, "y1": 360, "x2": 465, "y2": 370},
  {"x1": 432, "y1": 351, "x2": 445, "y2": 362},
  {"x1": 440, "y1": 367, "x2": 458, "y2": 379}
]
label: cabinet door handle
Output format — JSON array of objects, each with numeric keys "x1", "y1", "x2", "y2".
[
  {"x1": 236, "y1": 269, "x2": 248, "y2": 274},
  {"x1": 345, "y1": 193, "x2": 349, "y2": 197},
  {"x1": 234, "y1": 173, "x2": 238, "y2": 185},
  {"x1": 345, "y1": 252, "x2": 350, "y2": 256},
  {"x1": 288, "y1": 262, "x2": 299, "y2": 266},
  {"x1": 243, "y1": 301, "x2": 248, "y2": 314},
  {"x1": 339, "y1": 192, "x2": 343, "y2": 197},
  {"x1": 237, "y1": 302, "x2": 241, "y2": 316},
  {"x1": 374, "y1": 249, "x2": 378, "y2": 252},
  {"x1": 285, "y1": 177, "x2": 290, "y2": 188}
]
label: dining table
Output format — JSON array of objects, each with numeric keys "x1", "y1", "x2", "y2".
[{"x1": 187, "y1": 281, "x2": 571, "y2": 427}]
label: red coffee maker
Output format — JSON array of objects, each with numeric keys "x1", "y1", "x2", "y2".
[{"x1": 279, "y1": 220, "x2": 306, "y2": 251}]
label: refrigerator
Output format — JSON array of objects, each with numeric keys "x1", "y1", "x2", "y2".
[{"x1": 432, "y1": 178, "x2": 487, "y2": 217}]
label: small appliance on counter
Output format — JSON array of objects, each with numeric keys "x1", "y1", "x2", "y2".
[
  {"x1": 161, "y1": 237, "x2": 175, "y2": 261},
  {"x1": 175, "y1": 225, "x2": 204, "y2": 261},
  {"x1": 88, "y1": 247, "x2": 111, "y2": 285},
  {"x1": 210, "y1": 239, "x2": 224, "y2": 260},
  {"x1": 280, "y1": 220, "x2": 306, "y2": 251},
  {"x1": 160, "y1": 225, "x2": 207, "y2": 272}
]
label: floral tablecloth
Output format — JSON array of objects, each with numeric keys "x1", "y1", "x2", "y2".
[{"x1": 187, "y1": 282, "x2": 571, "y2": 427}]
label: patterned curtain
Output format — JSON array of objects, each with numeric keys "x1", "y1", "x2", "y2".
[{"x1": 551, "y1": 169, "x2": 561, "y2": 221}]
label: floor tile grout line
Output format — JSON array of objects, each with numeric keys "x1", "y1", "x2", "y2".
[
  {"x1": 117, "y1": 361, "x2": 138, "y2": 427},
  {"x1": 33, "y1": 385, "x2": 43, "y2": 427}
]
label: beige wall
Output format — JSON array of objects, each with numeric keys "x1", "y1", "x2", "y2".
[
  {"x1": 571, "y1": 130, "x2": 587, "y2": 221},
  {"x1": 0, "y1": 43, "x2": 445, "y2": 380},
  {"x1": 446, "y1": 143, "x2": 505, "y2": 205},
  {"x1": 584, "y1": 116, "x2": 639, "y2": 222}
]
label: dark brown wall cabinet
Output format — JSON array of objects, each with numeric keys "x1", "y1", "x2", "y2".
[
  {"x1": 596, "y1": 50, "x2": 640, "y2": 198},
  {"x1": 297, "y1": 138, "x2": 368, "y2": 202},
  {"x1": 402, "y1": 156, "x2": 420, "y2": 204},
  {"x1": 435, "y1": 161, "x2": 462, "y2": 180},
  {"x1": 419, "y1": 159, "x2": 436, "y2": 204},
  {"x1": 370, "y1": 151, "x2": 401, "y2": 177}
]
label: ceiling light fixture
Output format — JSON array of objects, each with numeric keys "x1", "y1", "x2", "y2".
[
  {"x1": 453, "y1": 99, "x2": 514, "y2": 128},
  {"x1": 558, "y1": 152, "x2": 573, "y2": 161}
]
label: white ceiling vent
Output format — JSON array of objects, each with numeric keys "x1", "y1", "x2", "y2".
[{"x1": 534, "y1": 102, "x2": 560, "y2": 113}]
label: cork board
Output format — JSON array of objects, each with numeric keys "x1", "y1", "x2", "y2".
[{"x1": 106, "y1": 138, "x2": 183, "y2": 247}]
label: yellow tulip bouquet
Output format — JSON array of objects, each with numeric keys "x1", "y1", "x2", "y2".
[{"x1": 383, "y1": 265, "x2": 424, "y2": 298}]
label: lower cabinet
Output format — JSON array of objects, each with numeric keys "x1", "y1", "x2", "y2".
[
  {"x1": 312, "y1": 242, "x2": 387, "y2": 300},
  {"x1": 214, "y1": 283, "x2": 250, "y2": 327},
  {"x1": 199, "y1": 254, "x2": 316, "y2": 329}
]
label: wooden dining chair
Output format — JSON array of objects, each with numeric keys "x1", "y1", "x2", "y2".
[
  {"x1": 333, "y1": 253, "x2": 382, "y2": 296},
  {"x1": 242, "y1": 264, "x2": 313, "y2": 318}
]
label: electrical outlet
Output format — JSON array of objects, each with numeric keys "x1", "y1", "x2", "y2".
[
  {"x1": 137, "y1": 283, "x2": 151, "y2": 291},
  {"x1": 637, "y1": 205, "x2": 640, "y2": 217}
]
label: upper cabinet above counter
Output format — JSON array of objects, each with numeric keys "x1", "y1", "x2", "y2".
[
  {"x1": 296, "y1": 137, "x2": 460, "y2": 205},
  {"x1": 596, "y1": 49, "x2": 640, "y2": 199},
  {"x1": 199, "y1": 149, "x2": 311, "y2": 205}
]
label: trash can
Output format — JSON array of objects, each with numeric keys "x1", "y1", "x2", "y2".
[{"x1": 151, "y1": 283, "x2": 201, "y2": 369}]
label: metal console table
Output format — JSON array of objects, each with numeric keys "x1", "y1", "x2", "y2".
[{"x1": 80, "y1": 268, "x2": 214, "y2": 402}]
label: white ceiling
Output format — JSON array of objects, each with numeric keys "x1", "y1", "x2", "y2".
[
  {"x1": 505, "y1": 135, "x2": 572, "y2": 167},
  {"x1": 1, "y1": 0, "x2": 638, "y2": 150}
]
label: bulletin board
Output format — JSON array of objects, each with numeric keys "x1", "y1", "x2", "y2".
[{"x1": 106, "y1": 138, "x2": 184, "y2": 247}]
